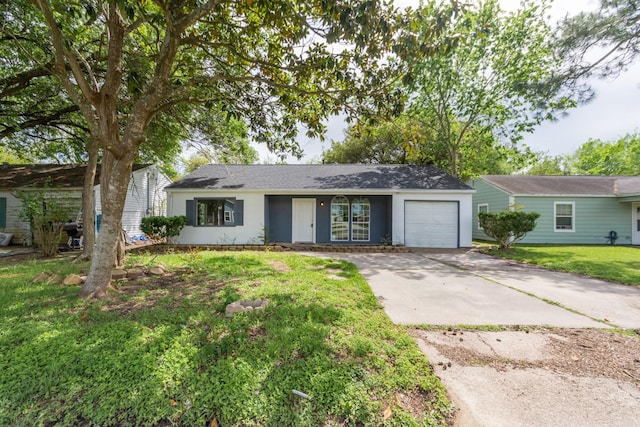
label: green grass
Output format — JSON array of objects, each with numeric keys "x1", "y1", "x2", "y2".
[
  {"x1": 483, "y1": 245, "x2": 640, "y2": 286},
  {"x1": 0, "y1": 250, "x2": 451, "y2": 426}
]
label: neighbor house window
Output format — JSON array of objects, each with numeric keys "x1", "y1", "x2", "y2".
[
  {"x1": 351, "y1": 197, "x2": 370, "y2": 241},
  {"x1": 197, "y1": 198, "x2": 235, "y2": 226},
  {"x1": 331, "y1": 196, "x2": 349, "y2": 241},
  {"x1": 477, "y1": 203, "x2": 488, "y2": 230},
  {"x1": 554, "y1": 202, "x2": 574, "y2": 231}
]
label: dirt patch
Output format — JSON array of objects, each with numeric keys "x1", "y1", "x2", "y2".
[
  {"x1": 413, "y1": 328, "x2": 640, "y2": 386},
  {"x1": 268, "y1": 260, "x2": 291, "y2": 272},
  {"x1": 100, "y1": 269, "x2": 227, "y2": 315}
]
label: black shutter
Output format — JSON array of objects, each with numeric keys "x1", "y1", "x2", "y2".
[
  {"x1": 235, "y1": 199, "x2": 243, "y2": 226},
  {"x1": 186, "y1": 200, "x2": 196, "y2": 226}
]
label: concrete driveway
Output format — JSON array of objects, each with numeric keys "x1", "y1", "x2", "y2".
[
  {"x1": 331, "y1": 250, "x2": 640, "y2": 329},
  {"x1": 317, "y1": 249, "x2": 640, "y2": 426}
]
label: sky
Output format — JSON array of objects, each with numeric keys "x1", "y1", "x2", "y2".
[{"x1": 252, "y1": 0, "x2": 640, "y2": 163}]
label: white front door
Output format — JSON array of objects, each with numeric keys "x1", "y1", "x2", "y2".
[
  {"x1": 292, "y1": 198, "x2": 315, "y2": 243},
  {"x1": 633, "y1": 203, "x2": 640, "y2": 245}
]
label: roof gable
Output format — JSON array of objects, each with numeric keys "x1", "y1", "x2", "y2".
[
  {"x1": 0, "y1": 164, "x2": 150, "y2": 189},
  {"x1": 168, "y1": 164, "x2": 471, "y2": 191},
  {"x1": 480, "y1": 175, "x2": 639, "y2": 196}
]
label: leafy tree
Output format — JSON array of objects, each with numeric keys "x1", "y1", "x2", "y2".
[
  {"x1": 408, "y1": 0, "x2": 574, "y2": 180},
  {"x1": 479, "y1": 210, "x2": 541, "y2": 250},
  {"x1": 523, "y1": 152, "x2": 568, "y2": 175},
  {"x1": 555, "y1": 0, "x2": 640, "y2": 100},
  {"x1": 324, "y1": 116, "x2": 419, "y2": 164},
  {"x1": 17, "y1": 185, "x2": 77, "y2": 257},
  {"x1": 566, "y1": 133, "x2": 640, "y2": 175},
  {"x1": 325, "y1": 115, "x2": 535, "y2": 177},
  {"x1": 10, "y1": 0, "x2": 458, "y2": 298}
]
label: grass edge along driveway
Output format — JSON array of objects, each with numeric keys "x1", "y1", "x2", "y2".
[
  {"x1": 483, "y1": 245, "x2": 639, "y2": 287},
  {"x1": 0, "y1": 250, "x2": 451, "y2": 427}
]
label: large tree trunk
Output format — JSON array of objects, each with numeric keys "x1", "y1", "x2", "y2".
[
  {"x1": 79, "y1": 139, "x2": 99, "y2": 261},
  {"x1": 80, "y1": 151, "x2": 134, "y2": 298}
]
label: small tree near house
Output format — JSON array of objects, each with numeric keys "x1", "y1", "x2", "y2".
[
  {"x1": 479, "y1": 210, "x2": 541, "y2": 250},
  {"x1": 140, "y1": 216, "x2": 187, "y2": 245},
  {"x1": 17, "y1": 186, "x2": 77, "y2": 257}
]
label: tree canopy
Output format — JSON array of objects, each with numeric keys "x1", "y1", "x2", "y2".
[
  {"x1": 406, "y1": 0, "x2": 573, "y2": 180},
  {"x1": 4, "y1": 0, "x2": 462, "y2": 297},
  {"x1": 555, "y1": 0, "x2": 640, "y2": 100}
]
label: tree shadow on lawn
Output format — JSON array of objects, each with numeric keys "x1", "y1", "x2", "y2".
[{"x1": 0, "y1": 257, "x2": 386, "y2": 426}]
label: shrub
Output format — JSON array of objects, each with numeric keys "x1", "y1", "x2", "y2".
[
  {"x1": 17, "y1": 186, "x2": 77, "y2": 257},
  {"x1": 140, "y1": 215, "x2": 187, "y2": 244},
  {"x1": 478, "y1": 210, "x2": 540, "y2": 250}
]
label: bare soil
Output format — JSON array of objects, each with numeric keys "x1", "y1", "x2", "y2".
[{"x1": 416, "y1": 328, "x2": 640, "y2": 387}]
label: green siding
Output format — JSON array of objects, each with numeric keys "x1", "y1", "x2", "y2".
[
  {"x1": 0, "y1": 197, "x2": 6, "y2": 228},
  {"x1": 514, "y1": 196, "x2": 632, "y2": 245},
  {"x1": 469, "y1": 179, "x2": 511, "y2": 240}
]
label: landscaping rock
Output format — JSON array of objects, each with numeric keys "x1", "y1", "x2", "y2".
[
  {"x1": 149, "y1": 266, "x2": 165, "y2": 276},
  {"x1": 225, "y1": 302, "x2": 245, "y2": 317},
  {"x1": 63, "y1": 274, "x2": 84, "y2": 286},
  {"x1": 111, "y1": 269, "x2": 128, "y2": 280},
  {"x1": 126, "y1": 268, "x2": 145, "y2": 280},
  {"x1": 225, "y1": 299, "x2": 270, "y2": 317}
]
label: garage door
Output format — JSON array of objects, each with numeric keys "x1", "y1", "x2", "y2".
[{"x1": 404, "y1": 201, "x2": 458, "y2": 248}]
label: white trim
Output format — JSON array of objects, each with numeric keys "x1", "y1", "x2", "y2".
[
  {"x1": 554, "y1": 201, "x2": 575, "y2": 233},
  {"x1": 477, "y1": 203, "x2": 488, "y2": 230}
]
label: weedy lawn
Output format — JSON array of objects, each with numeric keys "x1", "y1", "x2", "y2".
[
  {"x1": 0, "y1": 250, "x2": 450, "y2": 426},
  {"x1": 484, "y1": 245, "x2": 639, "y2": 286}
]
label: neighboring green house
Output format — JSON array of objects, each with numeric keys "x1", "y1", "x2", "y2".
[{"x1": 470, "y1": 175, "x2": 640, "y2": 245}]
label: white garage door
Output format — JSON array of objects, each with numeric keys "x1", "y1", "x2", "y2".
[{"x1": 404, "y1": 201, "x2": 459, "y2": 248}]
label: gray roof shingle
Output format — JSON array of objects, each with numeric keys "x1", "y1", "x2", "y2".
[
  {"x1": 480, "y1": 175, "x2": 640, "y2": 196},
  {"x1": 0, "y1": 164, "x2": 149, "y2": 189},
  {"x1": 168, "y1": 164, "x2": 471, "y2": 191}
]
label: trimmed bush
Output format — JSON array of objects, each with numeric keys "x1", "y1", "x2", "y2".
[
  {"x1": 479, "y1": 210, "x2": 540, "y2": 250},
  {"x1": 140, "y1": 215, "x2": 187, "y2": 244}
]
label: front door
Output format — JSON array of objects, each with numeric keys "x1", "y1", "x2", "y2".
[
  {"x1": 633, "y1": 203, "x2": 640, "y2": 245},
  {"x1": 292, "y1": 198, "x2": 315, "y2": 243}
]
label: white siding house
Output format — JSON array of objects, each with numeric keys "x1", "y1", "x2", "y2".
[
  {"x1": 95, "y1": 165, "x2": 172, "y2": 240},
  {"x1": 0, "y1": 164, "x2": 171, "y2": 246},
  {"x1": 166, "y1": 165, "x2": 474, "y2": 248}
]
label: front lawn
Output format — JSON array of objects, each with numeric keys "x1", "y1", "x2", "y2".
[
  {"x1": 484, "y1": 245, "x2": 639, "y2": 286},
  {"x1": 0, "y1": 250, "x2": 450, "y2": 426}
]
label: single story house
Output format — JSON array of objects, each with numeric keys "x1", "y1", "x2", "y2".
[
  {"x1": 470, "y1": 175, "x2": 640, "y2": 245},
  {"x1": 165, "y1": 164, "x2": 474, "y2": 248},
  {"x1": 0, "y1": 164, "x2": 171, "y2": 245}
]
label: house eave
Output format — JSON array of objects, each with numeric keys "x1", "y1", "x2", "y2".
[
  {"x1": 165, "y1": 187, "x2": 475, "y2": 195},
  {"x1": 511, "y1": 193, "x2": 617, "y2": 198}
]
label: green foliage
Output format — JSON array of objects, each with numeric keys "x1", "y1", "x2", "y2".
[
  {"x1": 0, "y1": 251, "x2": 451, "y2": 425},
  {"x1": 407, "y1": 0, "x2": 574, "y2": 180},
  {"x1": 555, "y1": 0, "x2": 640, "y2": 98},
  {"x1": 140, "y1": 215, "x2": 187, "y2": 244},
  {"x1": 479, "y1": 210, "x2": 541, "y2": 250},
  {"x1": 566, "y1": 133, "x2": 640, "y2": 175},
  {"x1": 324, "y1": 117, "x2": 418, "y2": 164},
  {"x1": 485, "y1": 245, "x2": 640, "y2": 286},
  {"x1": 16, "y1": 185, "x2": 78, "y2": 256}
]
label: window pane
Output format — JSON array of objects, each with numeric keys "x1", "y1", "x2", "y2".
[
  {"x1": 556, "y1": 204, "x2": 572, "y2": 216},
  {"x1": 197, "y1": 199, "x2": 235, "y2": 226},
  {"x1": 351, "y1": 197, "x2": 370, "y2": 241},
  {"x1": 331, "y1": 196, "x2": 349, "y2": 241}
]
